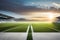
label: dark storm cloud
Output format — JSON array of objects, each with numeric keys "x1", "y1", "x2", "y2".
[
  {"x1": 0, "y1": 0, "x2": 60, "y2": 15},
  {"x1": 0, "y1": 0, "x2": 24, "y2": 11},
  {"x1": 0, "y1": 0, "x2": 40, "y2": 15},
  {"x1": 0, "y1": 0, "x2": 42, "y2": 15}
]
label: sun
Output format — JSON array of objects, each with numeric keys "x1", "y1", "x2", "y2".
[
  {"x1": 48, "y1": 12, "x2": 54, "y2": 19},
  {"x1": 26, "y1": 12, "x2": 55, "y2": 22},
  {"x1": 43, "y1": 12, "x2": 54, "y2": 21}
]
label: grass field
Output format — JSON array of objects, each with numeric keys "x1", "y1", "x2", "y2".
[
  {"x1": 32, "y1": 22, "x2": 60, "y2": 32},
  {"x1": 0, "y1": 22, "x2": 60, "y2": 32},
  {"x1": 0, "y1": 23, "x2": 28, "y2": 32}
]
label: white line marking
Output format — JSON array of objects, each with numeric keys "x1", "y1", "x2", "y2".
[
  {"x1": 26, "y1": 24, "x2": 30, "y2": 33},
  {"x1": 47, "y1": 27, "x2": 60, "y2": 32},
  {"x1": 26, "y1": 24, "x2": 34, "y2": 39},
  {"x1": 3, "y1": 26, "x2": 19, "y2": 32},
  {"x1": 26, "y1": 24, "x2": 34, "y2": 33},
  {"x1": 31, "y1": 25, "x2": 34, "y2": 33}
]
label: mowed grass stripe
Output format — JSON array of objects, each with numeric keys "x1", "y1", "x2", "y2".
[
  {"x1": 53, "y1": 23, "x2": 60, "y2": 31},
  {"x1": 0, "y1": 23, "x2": 20, "y2": 32},
  {"x1": 3, "y1": 24, "x2": 28, "y2": 32},
  {"x1": 47, "y1": 26, "x2": 60, "y2": 32},
  {"x1": 32, "y1": 23, "x2": 58, "y2": 32},
  {"x1": 45, "y1": 23, "x2": 60, "y2": 32}
]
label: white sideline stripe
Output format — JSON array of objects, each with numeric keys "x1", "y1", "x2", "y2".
[
  {"x1": 31, "y1": 25, "x2": 34, "y2": 33},
  {"x1": 26, "y1": 24, "x2": 32, "y2": 40},
  {"x1": 3, "y1": 26, "x2": 20, "y2": 32},
  {"x1": 30, "y1": 25, "x2": 34, "y2": 39},
  {"x1": 26, "y1": 25, "x2": 30, "y2": 33},
  {"x1": 26, "y1": 24, "x2": 34, "y2": 33},
  {"x1": 26, "y1": 24, "x2": 34, "y2": 36},
  {"x1": 47, "y1": 27, "x2": 60, "y2": 32}
]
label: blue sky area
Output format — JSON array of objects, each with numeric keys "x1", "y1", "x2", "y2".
[{"x1": 0, "y1": 0, "x2": 60, "y2": 18}]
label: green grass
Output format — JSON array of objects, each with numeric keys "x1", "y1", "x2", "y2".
[
  {"x1": 32, "y1": 22, "x2": 60, "y2": 32},
  {"x1": 0, "y1": 23, "x2": 28, "y2": 32},
  {"x1": 53, "y1": 23, "x2": 60, "y2": 30},
  {"x1": 0, "y1": 23, "x2": 19, "y2": 31},
  {"x1": 0, "y1": 22, "x2": 60, "y2": 32},
  {"x1": 5, "y1": 24, "x2": 28, "y2": 32}
]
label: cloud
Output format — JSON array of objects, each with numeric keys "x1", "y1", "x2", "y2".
[
  {"x1": 52, "y1": 2, "x2": 60, "y2": 7},
  {"x1": 0, "y1": 0, "x2": 60, "y2": 16},
  {"x1": 0, "y1": 10, "x2": 26, "y2": 18}
]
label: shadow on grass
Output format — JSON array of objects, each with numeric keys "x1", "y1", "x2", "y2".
[
  {"x1": 53, "y1": 23, "x2": 60, "y2": 30},
  {"x1": 0, "y1": 24, "x2": 19, "y2": 32}
]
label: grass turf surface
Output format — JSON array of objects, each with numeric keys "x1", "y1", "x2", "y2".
[
  {"x1": 0, "y1": 23, "x2": 28, "y2": 32},
  {"x1": 0, "y1": 22, "x2": 60, "y2": 32},
  {"x1": 32, "y1": 22, "x2": 60, "y2": 32}
]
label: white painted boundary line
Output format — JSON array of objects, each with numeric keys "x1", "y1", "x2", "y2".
[
  {"x1": 3, "y1": 26, "x2": 19, "y2": 32},
  {"x1": 26, "y1": 24, "x2": 34, "y2": 40},
  {"x1": 26, "y1": 24, "x2": 30, "y2": 33},
  {"x1": 26, "y1": 24, "x2": 34, "y2": 33},
  {"x1": 31, "y1": 25, "x2": 34, "y2": 33},
  {"x1": 30, "y1": 24, "x2": 34, "y2": 39},
  {"x1": 47, "y1": 27, "x2": 60, "y2": 32}
]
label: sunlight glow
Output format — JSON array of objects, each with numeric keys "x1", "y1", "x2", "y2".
[
  {"x1": 25, "y1": 12, "x2": 59, "y2": 22},
  {"x1": 30, "y1": 12, "x2": 54, "y2": 22},
  {"x1": 48, "y1": 12, "x2": 54, "y2": 20}
]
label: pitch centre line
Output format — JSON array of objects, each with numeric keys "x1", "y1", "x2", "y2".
[
  {"x1": 26, "y1": 24, "x2": 34, "y2": 33},
  {"x1": 26, "y1": 24, "x2": 34, "y2": 40}
]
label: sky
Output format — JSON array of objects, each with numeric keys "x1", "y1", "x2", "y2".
[
  {"x1": 0, "y1": 10, "x2": 26, "y2": 18},
  {"x1": 0, "y1": 0, "x2": 60, "y2": 19}
]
